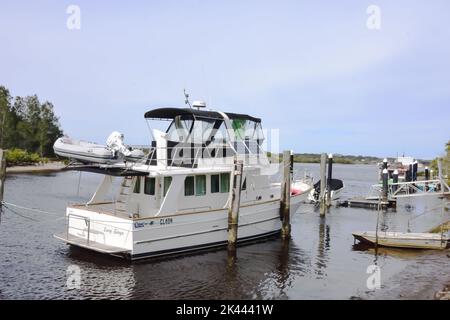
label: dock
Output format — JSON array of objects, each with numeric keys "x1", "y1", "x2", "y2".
[{"x1": 338, "y1": 197, "x2": 396, "y2": 210}]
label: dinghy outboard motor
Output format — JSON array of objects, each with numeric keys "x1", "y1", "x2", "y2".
[
  {"x1": 106, "y1": 131, "x2": 145, "y2": 162},
  {"x1": 106, "y1": 131, "x2": 131, "y2": 157}
]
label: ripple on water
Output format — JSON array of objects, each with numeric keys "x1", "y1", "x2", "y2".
[{"x1": 1, "y1": 167, "x2": 449, "y2": 299}]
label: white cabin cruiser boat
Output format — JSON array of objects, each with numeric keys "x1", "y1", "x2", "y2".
[{"x1": 54, "y1": 106, "x2": 312, "y2": 260}]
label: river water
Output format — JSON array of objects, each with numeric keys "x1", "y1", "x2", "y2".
[{"x1": 0, "y1": 164, "x2": 449, "y2": 299}]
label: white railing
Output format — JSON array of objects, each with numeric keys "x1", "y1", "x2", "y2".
[
  {"x1": 143, "y1": 140, "x2": 268, "y2": 169},
  {"x1": 368, "y1": 179, "x2": 449, "y2": 199}
]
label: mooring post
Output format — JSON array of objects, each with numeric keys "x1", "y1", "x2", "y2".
[
  {"x1": 290, "y1": 151, "x2": 294, "y2": 182},
  {"x1": 0, "y1": 149, "x2": 6, "y2": 222},
  {"x1": 425, "y1": 166, "x2": 429, "y2": 191},
  {"x1": 413, "y1": 161, "x2": 418, "y2": 182},
  {"x1": 280, "y1": 150, "x2": 292, "y2": 240},
  {"x1": 382, "y1": 158, "x2": 388, "y2": 170},
  {"x1": 326, "y1": 154, "x2": 333, "y2": 206},
  {"x1": 319, "y1": 153, "x2": 327, "y2": 215},
  {"x1": 382, "y1": 168, "x2": 388, "y2": 202},
  {"x1": 392, "y1": 169, "x2": 399, "y2": 193},
  {"x1": 437, "y1": 159, "x2": 445, "y2": 194},
  {"x1": 0, "y1": 149, "x2": 6, "y2": 202},
  {"x1": 228, "y1": 159, "x2": 243, "y2": 253}
]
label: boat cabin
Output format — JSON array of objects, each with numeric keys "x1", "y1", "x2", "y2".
[{"x1": 68, "y1": 107, "x2": 280, "y2": 220}]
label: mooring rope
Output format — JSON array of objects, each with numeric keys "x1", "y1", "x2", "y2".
[
  {"x1": 0, "y1": 201, "x2": 67, "y2": 224},
  {"x1": 1, "y1": 203, "x2": 40, "y2": 222},
  {"x1": 1, "y1": 201, "x2": 60, "y2": 215}
]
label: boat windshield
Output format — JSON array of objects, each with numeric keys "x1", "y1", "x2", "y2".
[
  {"x1": 231, "y1": 119, "x2": 264, "y2": 141},
  {"x1": 166, "y1": 116, "x2": 265, "y2": 145},
  {"x1": 165, "y1": 116, "x2": 193, "y2": 142}
]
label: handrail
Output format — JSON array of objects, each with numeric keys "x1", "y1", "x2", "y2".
[
  {"x1": 66, "y1": 213, "x2": 131, "y2": 246},
  {"x1": 144, "y1": 139, "x2": 267, "y2": 169}
]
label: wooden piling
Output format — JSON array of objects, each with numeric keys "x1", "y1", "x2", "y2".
[
  {"x1": 413, "y1": 161, "x2": 418, "y2": 181},
  {"x1": 0, "y1": 149, "x2": 6, "y2": 203},
  {"x1": 326, "y1": 153, "x2": 333, "y2": 206},
  {"x1": 227, "y1": 159, "x2": 243, "y2": 252},
  {"x1": 382, "y1": 158, "x2": 388, "y2": 170},
  {"x1": 392, "y1": 169, "x2": 399, "y2": 193},
  {"x1": 280, "y1": 150, "x2": 292, "y2": 239},
  {"x1": 319, "y1": 153, "x2": 327, "y2": 215},
  {"x1": 425, "y1": 167, "x2": 430, "y2": 180},
  {"x1": 438, "y1": 159, "x2": 445, "y2": 194},
  {"x1": 382, "y1": 168, "x2": 388, "y2": 202},
  {"x1": 0, "y1": 149, "x2": 6, "y2": 221}
]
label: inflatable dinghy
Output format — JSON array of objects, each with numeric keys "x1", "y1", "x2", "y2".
[{"x1": 54, "y1": 133, "x2": 145, "y2": 164}]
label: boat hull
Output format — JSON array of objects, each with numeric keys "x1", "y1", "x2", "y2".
[
  {"x1": 352, "y1": 231, "x2": 449, "y2": 250},
  {"x1": 56, "y1": 191, "x2": 309, "y2": 260}
]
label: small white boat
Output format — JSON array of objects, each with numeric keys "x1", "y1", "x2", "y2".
[
  {"x1": 54, "y1": 137, "x2": 115, "y2": 163},
  {"x1": 352, "y1": 231, "x2": 449, "y2": 250},
  {"x1": 54, "y1": 134, "x2": 145, "y2": 164},
  {"x1": 308, "y1": 178, "x2": 344, "y2": 203}
]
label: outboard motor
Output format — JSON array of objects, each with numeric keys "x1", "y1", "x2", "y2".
[{"x1": 106, "y1": 131, "x2": 132, "y2": 157}]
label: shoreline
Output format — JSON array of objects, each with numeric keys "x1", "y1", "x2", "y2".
[{"x1": 6, "y1": 161, "x2": 66, "y2": 174}]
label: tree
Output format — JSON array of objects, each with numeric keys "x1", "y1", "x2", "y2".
[
  {"x1": 0, "y1": 86, "x2": 12, "y2": 148},
  {"x1": 0, "y1": 85, "x2": 63, "y2": 158},
  {"x1": 431, "y1": 140, "x2": 450, "y2": 184}
]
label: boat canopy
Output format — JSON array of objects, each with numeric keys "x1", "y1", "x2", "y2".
[{"x1": 144, "y1": 107, "x2": 261, "y2": 123}]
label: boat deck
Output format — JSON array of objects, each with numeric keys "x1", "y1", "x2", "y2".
[
  {"x1": 54, "y1": 233, "x2": 130, "y2": 254},
  {"x1": 69, "y1": 202, "x2": 133, "y2": 220}
]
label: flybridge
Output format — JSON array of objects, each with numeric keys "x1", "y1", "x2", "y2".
[{"x1": 55, "y1": 106, "x2": 268, "y2": 174}]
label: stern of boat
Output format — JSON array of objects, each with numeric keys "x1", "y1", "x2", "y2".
[{"x1": 54, "y1": 205, "x2": 133, "y2": 257}]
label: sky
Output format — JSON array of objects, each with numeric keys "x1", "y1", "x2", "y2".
[{"x1": 0, "y1": 0, "x2": 449, "y2": 159}]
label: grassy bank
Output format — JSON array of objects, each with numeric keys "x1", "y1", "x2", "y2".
[{"x1": 6, "y1": 161, "x2": 66, "y2": 174}]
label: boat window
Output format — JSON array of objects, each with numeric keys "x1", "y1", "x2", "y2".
[
  {"x1": 185, "y1": 176, "x2": 195, "y2": 196},
  {"x1": 163, "y1": 176, "x2": 172, "y2": 196},
  {"x1": 214, "y1": 122, "x2": 230, "y2": 144},
  {"x1": 195, "y1": 175, "x2": 206, "y2": 196},
  {"x1": 144, "y1": 177, "x2": 155, "y2": 195},
  {"x1": 189, "y1": 118, "x2": 216, "y2": 143},
  {"x1": 220, "y1": 173, "x2": 230, "y2": 193},
  {"x1": 133, "y1": 177, "x2": 141, "y2": 194},
  {"x1": 211, "y1": 174, "x2": 220, "y2": 193},
  {"x1": 231, "y1": 120, "x2": 264, "y2": 144},
  {"x1": 253, "y1": 122, "x2": 264, "y2": 141},
  {"x1": 232, "y1": 119, "x2": 247, "y2": 140},
  {"x1": 166, "y1": 116, "x2": 192, "y2": 142}
]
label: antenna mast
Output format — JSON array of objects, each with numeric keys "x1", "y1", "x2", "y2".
[{"x1": 184, "y1": 89, "x2": 192, "y2": 108}]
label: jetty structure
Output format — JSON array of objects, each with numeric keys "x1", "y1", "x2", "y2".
[
  {"x1": 352, "y1": 159, "x2": 450, "y2": 250},
  {"x1": 53, "y1": 102, "x2": 312, "y2": 260},
  {"x1": 340, "y1": 156, "x2": 449, "y2": 210}
]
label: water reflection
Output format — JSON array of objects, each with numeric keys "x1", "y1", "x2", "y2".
[
  {"x1": 315, "y1": 217, "x2": 330, "y2": 278},
  {"x1": 2, "y1": 166, "x2": 450, "y2": 299}
]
